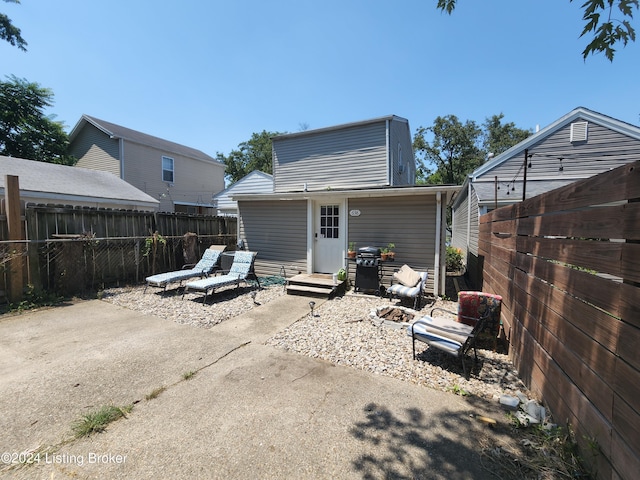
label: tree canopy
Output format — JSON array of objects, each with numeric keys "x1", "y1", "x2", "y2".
[
  {"x1": 1, "y1": 0, "x2": 27, "y2": 51},
  {"x1": 413, "y1": 114, "x2": 531, "y2": 185},
  {"x1": 0, "y1": 75, "x2": 74, "y2": 164},
  {"x1": 436, "y1": 0, "x2": 638, "y2": 61},
  {"x1": 482, "y1": 113, "x2": 532, "y2": 157},
  {"x1": 217, "y1": 130, "x2": 283, "y2": 184}
]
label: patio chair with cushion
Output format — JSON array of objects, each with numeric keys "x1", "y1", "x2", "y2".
[
  {"x1": 406, "y1": 291, "x2": 502, "y2": 378},
  {"x1": 144, "y1": 245, "x2": 225, "y2": 293},
  {"x1": 387, "y1": 264, "x2": 428, "y2": 309},
  {"x1": 182, "y1": 250, "x2": 259, "y2": 303}
]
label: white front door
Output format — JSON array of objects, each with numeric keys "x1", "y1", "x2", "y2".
[{"x1": 313, "y1": 200, "x2": 345, "y2": 274}]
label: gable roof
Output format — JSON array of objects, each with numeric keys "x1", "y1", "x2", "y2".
[
  {"x1": 213, "y1": 170, "x2": 274, "y2": 200},
  {"x1": 69, "y1": 115, "x2": 223, "y2": 166},
  {"x1": 471, "y1": 106, "x2": 640, "y2": 180},
  {"x1": 271, "y1": 115, "x2": 409, "y2": 142},
  {"x1": 0, "y1": 156, "x2": 159, "y2": 208},
  {"x1": 451, "y1": 107, "x2": 640, "y2": 209}
]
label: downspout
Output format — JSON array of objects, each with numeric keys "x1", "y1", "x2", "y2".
[
  {"x1": 434, "y1": 191, "x2": 442, "y2": 296},
  {"x1": 386, "y1": 119, "x2": 391, "y2": 186}
]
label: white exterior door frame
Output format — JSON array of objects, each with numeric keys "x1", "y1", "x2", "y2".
[{"x1": 306, "y1": 197, "x2": 347, "y2": 274}]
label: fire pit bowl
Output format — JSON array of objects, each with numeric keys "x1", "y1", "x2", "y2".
[{"x1": 370, "y1": 305, "x2": 419, "y2": 330}]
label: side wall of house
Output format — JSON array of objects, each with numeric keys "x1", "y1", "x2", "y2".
[
  {"x1": 389, "y1": 118, "x2": 416, "y2": 186},
  {"x1": 71, "y1": 125, "x2": 121, "y2": 176},
  {"x1": 347, "y1": 195, "x2": 437, "y2": 294},
  {"x1": 237, "y1": 199, "x2": 308, "y2": 278},
  {"x1": 273, "y1": 122, "x2": 389, "y2": 193},
  {"x1": 122, "y1": 142, "x2": 225, "y2": 212},
  {"x1": 451, "y1": 193, "x2": 469, "y2": 255},
  {"x1": 483, "y1": 120, "x2": 640, "y2": 183},
  {"x1": 466, "y1": 189, "x2": 481, "y2": 288}
]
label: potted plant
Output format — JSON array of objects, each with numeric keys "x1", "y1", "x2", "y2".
[
  {"x1": 348, "y1": 242, "x2": 357, "y2": 259},
  {"x1": 386, "y1": 243, "x2": 396, "y2": 261}
]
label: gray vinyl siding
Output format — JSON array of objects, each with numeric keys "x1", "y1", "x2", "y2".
[
  {"x1": 237, "y1": 199, "x2": 307, "y2": 277},
  {"x1": 273, "y1": 122, "x2": 388, "y2": 193},
  {"x1": 484, "y1": 120, "x2": 639, "y2": 183},
  {"x1": 468, "y1": 190, "x2": 479, "y2": 256},
  {"x1": 389, "y1": 117, "x2": 416, "y2": 186},
  {"x1": 214, "y1": 172, "x2": 273, "y2": 215},
  {"x1": 451, "y1": 192, "x2": 469, "y2": 259},
  {"x1": 347, "y1": 195, "x2": 438, "y2": 295},
  {"x1": 71, "y1": 125, "x2": 121, "y2": 176},
  {"x1": 466, "y1": 189, "x2": 481, "y2": 288}
]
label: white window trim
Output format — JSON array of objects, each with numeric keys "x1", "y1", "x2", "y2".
[{"x1": 162, "y1": 156, "x2": 174, "y2": 183}]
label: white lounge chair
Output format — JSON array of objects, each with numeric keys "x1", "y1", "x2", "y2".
[
  {"x1": 182, "y1": 251, "x2": 258, "y2": 303},
  {"x1": 144, "y1": 246, "x2": 224, "y2": 293}
]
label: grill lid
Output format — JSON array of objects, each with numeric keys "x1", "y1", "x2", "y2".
[{"x1": 358, "y1": 246, "x2": 381, "y2": 257}]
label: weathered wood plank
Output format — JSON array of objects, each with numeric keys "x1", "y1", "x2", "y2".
[
  {"x1": 518, "y1": 160, "x2": 639, "y2": 217},
  {"x1": 621, "y1": 243, "x2": 640, "y2": 284},
  {"x1": 517, "y1": 236, "x2": 622, "y2": 279},
  {"x1": 517, "y1": 204, "x2": 625, "y2": 239},
  {"x1": 515, "y1": 252, "x2": 625, "y2": 320},
  {"x1": 512, "y1": 267, "x2": 621, "y2": 353}
]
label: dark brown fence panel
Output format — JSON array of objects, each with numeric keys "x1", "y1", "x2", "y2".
[{"x1": 479, "y1": 160, "x2": 640, "y2": 480}]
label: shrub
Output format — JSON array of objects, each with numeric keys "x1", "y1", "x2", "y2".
[{"x1": 446, "y1": 246, "x2": 464, "y2": 272}]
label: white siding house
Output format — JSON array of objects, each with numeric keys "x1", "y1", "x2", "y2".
[
  {"x1": 235, "y1": 115, "x2": 458, "y2": 296},
  {"x1": 451, "y1": 107, "x2": 640, "y2": 286}
]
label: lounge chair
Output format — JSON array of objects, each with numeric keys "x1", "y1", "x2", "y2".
[
  {"x1": 144, "y1": 246, "x2": 224, "y2": 293},
  {"x1": 182, "y1": 250, "x2": 259, "y2": 303},
  {"x1": 406, "y1": 291, "x2": 502, "y2": 378},
  {"x1": 387, "y1": 264, "x2": 428, "y2": 309}
]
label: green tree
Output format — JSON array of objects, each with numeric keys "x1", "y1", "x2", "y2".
[
  {"x1": 482, "y1": 113, "x2": 532, "y2": 157},
  {"x1": 413, "y1": 114, "x2": 531, "y2": 185},
  {"x1": 436, "y1": 0, "x2": 638, "y2": 61},
  {"x1": 413, "y1": 115, "x2": 483, "y2": 185},
  {"x1": 1, "y1": 0, "x2": 27, "y2": 51},
  {"x1": 0, "y1": 75, "x2": 74, "y2": 164},
  {"x1": 217, "y1": 130, "x2": 283, "y2": 184}
]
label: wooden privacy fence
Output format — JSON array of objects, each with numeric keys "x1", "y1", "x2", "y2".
[
  {"x1": 478, "y1": 160, "x2": 640, "y2": 480},
  {"x1": 0, "y1": 204, "x2": 237, "y2": 300}
]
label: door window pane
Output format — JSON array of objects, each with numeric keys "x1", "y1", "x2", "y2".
[{"x1": 320, "y1": 204, "x2": 339, "y2": 240}]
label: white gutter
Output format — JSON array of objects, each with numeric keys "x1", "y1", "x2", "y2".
[{"x1": 434, "y1": 191, "x2": 442, "y2": 296}]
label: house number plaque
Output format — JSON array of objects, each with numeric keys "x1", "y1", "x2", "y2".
[{"x1": 349, "y1": 209, "x2": 361, "y2": 217}]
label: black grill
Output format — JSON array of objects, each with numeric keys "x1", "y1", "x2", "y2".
[{"x1": 355, "y1": 247, "x2": 382, "y2": 293}]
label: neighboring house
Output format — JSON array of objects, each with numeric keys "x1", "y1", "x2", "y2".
[
  {"x1": 234, "y1": 115, "x2": 459, "y2": 296},
  {"x1": 451, "y1": 106, "x2": 640, "y2": 286},
  {"x1": 68, "y1": 115, "x2": 225, "y2": 213},
  {"x1": 212, "y1": 171, "x2": 273, "y2": 216},
  {"x1": 0, "y1": 156, "x2": 159, "y2": 211}
]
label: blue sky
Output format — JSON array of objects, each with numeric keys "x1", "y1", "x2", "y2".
[{"x1": 3, "y1": 0, "x2": 638, "y2": 157}]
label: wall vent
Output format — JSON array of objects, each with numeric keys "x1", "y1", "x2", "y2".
[{"x1": 570, "y1": 121, "x2": 588, "y2": 143}]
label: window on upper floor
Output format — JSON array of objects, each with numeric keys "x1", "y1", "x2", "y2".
[{"x1": 162, "y1": 156, "x2": 174, "y2": 183}]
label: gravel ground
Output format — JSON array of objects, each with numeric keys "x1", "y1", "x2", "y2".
[{"x1": 102, "y1": 280, "x2": 530, "y2": 401}]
